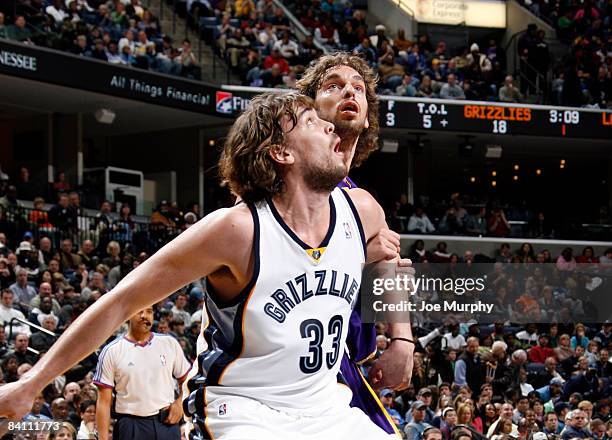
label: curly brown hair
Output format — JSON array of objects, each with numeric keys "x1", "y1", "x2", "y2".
[
  {"x1": 219, "y1": 92, "x2": 314, "y2": 203},
  {"x1": 296, "y1": 52, "x2": 379, "y2": 168}
]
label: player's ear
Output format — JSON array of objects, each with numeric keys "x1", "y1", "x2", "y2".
[
  {"x1": 269, "y1": 144, "x2": 294, "y2": 165},
  {"x1": 363, "y1": 115, "x2": 369, "y2": 130}
]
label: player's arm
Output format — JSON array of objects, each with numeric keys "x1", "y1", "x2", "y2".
[
  {"x1": 0, "y1": 205, "x2": 254, "y2": 419},
  {"x1": 96, "y1": 387, "x2": 112, "y2": 440},
  {"x1": 347, "y1": 188, "x2": 415, "y2": 390}
]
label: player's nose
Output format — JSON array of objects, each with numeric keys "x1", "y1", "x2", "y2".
[{"x1": 324, "y1": 120, "x2": 335, "y2": 134}]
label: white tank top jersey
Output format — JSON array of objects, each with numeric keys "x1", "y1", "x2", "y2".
[{"x1": 187, "y1": 187, "x2": 367, "y2": 415}]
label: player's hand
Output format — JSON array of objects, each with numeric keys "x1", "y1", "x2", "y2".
[
  {"x1": 164, "y1": 399, "x2": 184, "y2": 425},
  {"x1": 368, "y1": 338, "x2": 414, "y2": 391},
  {"x1": 0, "y1": 380, "x2": 38, "y2": 434},
  {"x1": 366, "y1": 228, "x2": 400, "y2": 264}
]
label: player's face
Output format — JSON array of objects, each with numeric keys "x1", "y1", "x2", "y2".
[
  {"x1": 314, "y1": 65, "x2": 369, "y2": 161},
  {"x1": 281, "y1": 107, "x2": 346, "y2": 193}
]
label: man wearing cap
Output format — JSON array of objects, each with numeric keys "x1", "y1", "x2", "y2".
[
  {"x1": 9, "y1": 268, "x2": 37, "y2": 305},
  {"x1": 539, "y1": 377, "x2": 565, "y2": 411},
  {"x1": 379, "y1": 388, "x2": 405, "y2": 430},
  {"x1": 529, "y1": 334, "x2": 556, "y2": 364},
  {"x1": 94, "y1": 306, "x2": 191, "y2": 440},
  {"x1": 406, "y1": 387, "x2": 435, "y2": 424},
  {"x1": 405, "y1": 400, "x2": 432, "y2": 440}
]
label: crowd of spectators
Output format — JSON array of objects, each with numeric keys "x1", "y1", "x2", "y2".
[
  {"x1": 0, "y1": 0, "x2": 202, "y2": 79},
  {"x1": 386, "y1": 192, "x2": 575, "y2": 239},
  {"x1": 1, "y1": 186, "x2": 612, "y2": 438},
  {"x1": 515, "y1": 0, "x2": 611, "y2": 108},
  {"x1": 1, "y1": 0, "x2": 609, "y2": 107}
]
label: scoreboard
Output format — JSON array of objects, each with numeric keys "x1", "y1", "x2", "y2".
[{"x1": 380, "y1": 97, "x2": 612, "y2": 140}]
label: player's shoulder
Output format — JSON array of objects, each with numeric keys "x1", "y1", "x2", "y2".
[
  {"x1": 190, "y1": 202, "x2": 255, "y2": 246},
  {"x1": 344, "y1": 188, "x2": 385, "y2": 220}
]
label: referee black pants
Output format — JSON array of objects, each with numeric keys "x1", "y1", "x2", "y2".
[{"x1": 114, "y1": 413, "x2": 180, "y2": 440}]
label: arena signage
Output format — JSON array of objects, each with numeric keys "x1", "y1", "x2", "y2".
[
  {"x1": 0, "y1": 49, "x2": 37, "y2": 72},
  {"x1": 1, "y1": 40, "x2": 610, "y2": 139},
  {"x1": 0, "y1": 39, "x2": 216, "y2": 114},
  {"x1": 397, "y1": 0, "x2": 506, "y2": 27}
]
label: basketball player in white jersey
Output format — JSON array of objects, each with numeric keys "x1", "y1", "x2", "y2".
[{"x1": 0, "y1": 92, "x2": 403, "y2": 439}]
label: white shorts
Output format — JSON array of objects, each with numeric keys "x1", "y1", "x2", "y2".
[{"x1": 195, "y1": 387, "x2": 397, "y2": 440}]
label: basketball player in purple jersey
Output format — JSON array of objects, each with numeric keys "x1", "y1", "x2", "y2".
[{"x1": 298, "y1": 53, "x2": 415, "y2": 435}]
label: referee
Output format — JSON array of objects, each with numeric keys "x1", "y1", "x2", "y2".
[{"x1": 93, "y1": 307, "x2": 191, "y2": 440}]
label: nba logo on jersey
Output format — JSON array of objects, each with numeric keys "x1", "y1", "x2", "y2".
[
  {"x1": 216, "y1": 91, "x2": 233, "y2": 114},
  {"x1": 343, "y1": 222, "x2": 353, "y2": 239},
  {"x1": 160, "y1": 354, "x2": 167, "y2": 366},
  {"x1": 218, "y1": 404, "x2": 227, "y2": 416}
]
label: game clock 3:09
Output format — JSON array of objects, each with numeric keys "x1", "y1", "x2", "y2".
[{"x1": 549, "y1": 110, "x2": 580, "y2": 124}]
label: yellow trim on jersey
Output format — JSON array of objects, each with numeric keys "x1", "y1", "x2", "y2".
[
  {"x1": 356, "y1": 368, "x2": 402, "y2": 438},
  {"x1": 218, "y1": 284, "x2": 257, "y2": 385},
  {"x1": 356, "y1": 348, "x2": 377, "y2": 366},
  {"x1": 203, "y1": 387, "x2": 215, "y2": 440},
  {"x1": 306, "y1": 246, "x2": 326, "y2": 263}
]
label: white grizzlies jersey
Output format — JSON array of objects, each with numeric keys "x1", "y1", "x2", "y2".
[{"x1": 186, "y1": 188, "x2": 366, "y2": 416}]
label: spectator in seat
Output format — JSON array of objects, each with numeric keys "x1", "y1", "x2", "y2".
[
  {"x1": 314, "y1": 17, "x2": 340, "y2": 51},
  {"x1": 379, "y1": 52, "x2": 406, "y2": 91},
  {"x1": 396, "y1": 73, "x2": 417, "y2": 97},
  {"x1": 488, "y1": 207, "x2": 510, "y2": 237},
  {"x1": 273, "y1": 32, "x2": 299, "y2": 65},
  {"x1": 226, "y1": 28, "x2": 250, "y2": 69},
  {"x1": 404, "y1": 401, "x2": 432, "y2": 440},
  {"x1": 556, "y1": 247, "x2": 576, "y2": 272},
  {"x1": 119, "y1": 44, "x2": 136, "y2": 66},
  {"x1": 105, "y1": 42, "x2": 122, "y2": 64},
  {"x1": 30, "y1": 314, "x2": 58, "y2": 353},
  {"x1": 261, "y1": 63, "x2": 285, "y2": 88},
  {"x1": 49, "y1": 193, "x2": 76, "y2": 236},
  {"x1": 29, "y1": 197, "x2": 54, "y2": 234},
  {"x1": 11, "y1": 333, "x2": 37, "y2": 365},
  {"x1": 30, "y1": 282, "x2": 60, "y2": 315},
  {"x1": 353, "y1": 38, "x2": 377, "y2": 66},
  {"x1": 499, "y1": 75, "x2": 523, "y2": 102},
  {"x1": 379, "y1": 388, "x2": 405, "y2": 429},
  {"x1": 417, "y1": 75, "x2": 434, "y2": 98},
  {"x1": 529, "y1": 334, "x2": 556, "y2": 364},
  {"x1": 175, "y1": 39, "x2": 200, "y2": 79},
  {"x1": 171, "y1": 292, "x2": 191, "y2": 327},
  {"x1": 394, "y1": 28, "x2": 412, "y2": 53},
  {"x1": 76, "y1": 240, "x2": 95, "y2": 271},
  {"x1": 487, "y1": 402, "x2": 519, "y2": 437},
  {"x1": 59, "y1": 239, "x2": 80, "y2": 273},
  {"x1": 0, "y1": 289, "x2": 30, "y2": 336},
  {"x1": 440, "y1": 73, "x2": 465, "y2": 100},
  {"x1": 466, "y1": 43, "x2": 492, "y2": 76},
  {"x1": 46, "y1": 0, "x2": 68, "y2": 25},
  {"x1": 80, "y1": 271, "x2": 107, "y2": 300},
  {"x1": 0, "y1": 185, "x2": 23, "y2": 212},
  {"x1": 561, "y1": 409, "x2": 592, "y2": 440},
  {"x1": 576, "y1": 246, "x2": 599, "y2": 264},
  {"x1": 408, "y1": 206, "x2": 435, "y2": 234},
  {"x1": 29, "y1": 295, "x2": 55, "y2": 327},
  {"x1": 111, "y1": 1, "x2": 129, "y2": 28},
  {"x1": 263, "y1": 47, "x2": 289, "y2": 74},
  {"x1": 9, "y1": 268, "x2": 37, "y2": 305},
  {"x1": 15, "y1": 167, "x2": 37, "y2": 201},
  {"x1": 464, "y1": 207, "x2": 487, "y2": 236}
]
